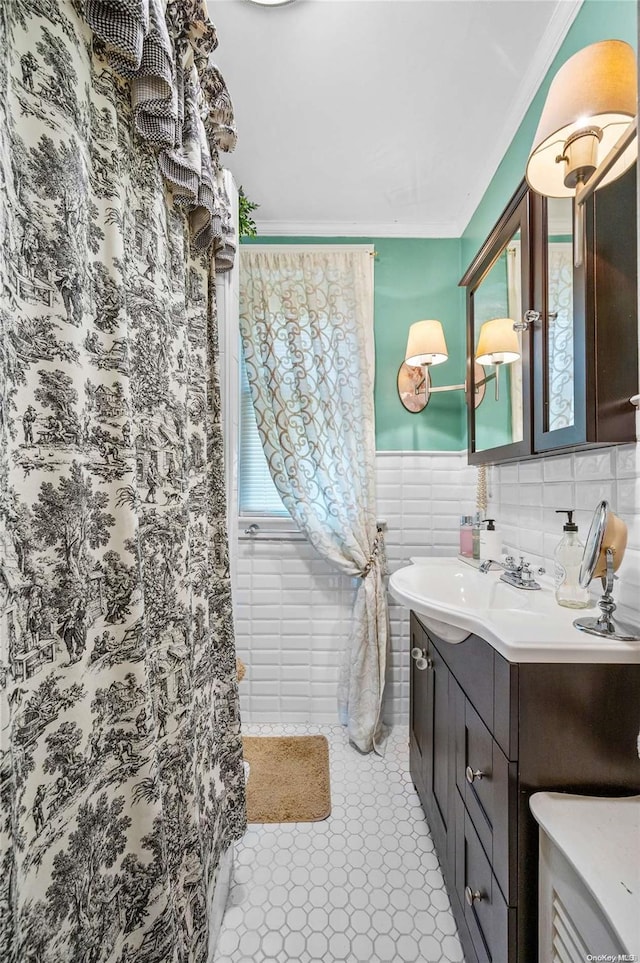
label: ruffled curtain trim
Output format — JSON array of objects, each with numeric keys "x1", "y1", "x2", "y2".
[{"x1": 85, "y1": 0, "x2": 237, "y2": 266}]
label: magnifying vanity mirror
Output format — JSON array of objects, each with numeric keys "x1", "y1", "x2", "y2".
[{"x1": 574, "y1": 500, "x2": 640, "y2": 642}]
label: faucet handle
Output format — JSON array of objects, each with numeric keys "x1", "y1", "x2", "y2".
[
  {"x1": 504, "y1": 555, "x2": 517, "y2": 571},
  {"x1": 520, "y1": 562, "x2": 534, "y2": 582}
]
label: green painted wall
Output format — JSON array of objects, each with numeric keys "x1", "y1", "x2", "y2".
[
  {"x1": 242, "y1": 236, "x2": 465, "y2": 450},
  {"x1": 461, "y1": 0, "x2": 637, "y2": 271}
]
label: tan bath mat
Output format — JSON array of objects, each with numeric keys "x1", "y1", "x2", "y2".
[{"x1": 242, "y1": 735, "x2": 331, "y2": 823}]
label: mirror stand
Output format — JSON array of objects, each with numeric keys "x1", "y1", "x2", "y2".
[{"x1": 574, "y1": 549, "x2": 640, "y2": 642}]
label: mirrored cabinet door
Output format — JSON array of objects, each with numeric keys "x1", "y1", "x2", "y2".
[
  {"x1": 462, "y1": 183, "x2": 535, "y2": 464},
  {"x1": 473, "y1": 227, "x2": 524, "y2": 451},
  {"x1": 462, "y1": 168, "x2": 637, "y2": 466},
  {"x1": 533, "y1": 164, "x2": 637, "y2": 452},
  {"x1": 532, "y1": 194, "x2": 586, "y2": 450}
]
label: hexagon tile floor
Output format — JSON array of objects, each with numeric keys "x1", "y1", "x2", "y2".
[{"x1": 214, "y1": 723, "x2": 464, "y2": 963}]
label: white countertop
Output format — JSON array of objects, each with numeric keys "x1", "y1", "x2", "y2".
[
  {"x1": 388, "y1": 556, "x2": 640, "y2": 663},
  {"x1": 530, "y1": 791, "x2": 640, "y2": 954}
]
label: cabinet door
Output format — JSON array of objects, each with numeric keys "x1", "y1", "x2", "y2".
[
  {"x1": 427, "y1": 635, "x2": 453, "y2": 864},
  {"x1": 533, "y1": 166, "x2": 637, "y2": 452},
  {"x1": 409, "y1": 615, "x2": 431, "y2": 799},
  {"x1": 461, "y1": 182, "x2": 537, "y2": 465},
  {"x1": 531, "y1": 193, "x2": 584, "y2": 450},
  {"x1": 409, "y1": 617, "x2": 455, "y2": 877}
]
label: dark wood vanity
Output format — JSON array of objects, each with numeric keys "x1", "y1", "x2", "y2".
[{"x1": 409, "y1": 611, "x2": 640, "y2": 963}]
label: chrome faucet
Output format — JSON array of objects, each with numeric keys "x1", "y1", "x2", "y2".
[
  {"x1": 479, "y1": 555, "x2": 517, "y2": 575},
  {"x1": 480, "y1": 555, "x2": 545, "y2": 591}
]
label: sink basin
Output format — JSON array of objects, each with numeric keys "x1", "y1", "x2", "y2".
[
  {"x1": 394, "y1": 563, "x2": 538, "y2": 642},
  {"x1": 388, "y1": 557, "x2": 640, "y2": 663}
]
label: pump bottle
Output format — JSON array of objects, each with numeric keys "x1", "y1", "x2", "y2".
[
  {"x1": 553, "y1": 510, "x2": 590, "y2": 609},
  {"x1": 479, "y1": 519, "x2": 501, "y2": 561}
]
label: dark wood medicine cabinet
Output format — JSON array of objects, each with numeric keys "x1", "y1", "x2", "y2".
[{"x1": 460, "y1": 166, "x2": 638, "y2": 465}]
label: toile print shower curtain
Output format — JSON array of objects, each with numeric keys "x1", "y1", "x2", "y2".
[{"x1": 0, "y1": 2, "x2": 245, "y2": 960}]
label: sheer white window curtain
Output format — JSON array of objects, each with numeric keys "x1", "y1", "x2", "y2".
[{"x1": 239, "y1": 246, "x2": 389, "y2": 753}]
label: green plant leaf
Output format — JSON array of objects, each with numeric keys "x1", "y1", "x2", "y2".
[{"x1": 238, "y1": 186, "x2": 259, "y2": 238}]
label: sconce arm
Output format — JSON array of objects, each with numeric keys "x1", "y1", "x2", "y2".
[
  {"x1": 474, "y1": 371, "x2": 497, "y2": 391},
  {"x1": 575, "y1": 115, "x2": 637, "y2": 207},
  {"x1": 428, "y1": 382, "x2": 466, "y2": 394}
]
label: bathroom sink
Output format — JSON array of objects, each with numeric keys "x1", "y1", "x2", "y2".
[
  {"x1": 393, "y1": 561, "x2": 538, "y2": 643},
  {"x1": 389, "y1": 557, "x2": 640, "y2": 663}
]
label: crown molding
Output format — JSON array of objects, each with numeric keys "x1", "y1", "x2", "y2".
[
  {"x1": 254, "y1": 219, "x2": 460, "y2": 239},
  {"x1": 456, "y1": 0, "x2": 584, "y2": 235}
]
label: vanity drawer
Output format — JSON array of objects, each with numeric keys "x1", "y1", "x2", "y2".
[
  {"x1": 455, "y1": 791, "x2": 516, "y2": 963},
  {"x1": 455, "y1": 690, "x2": 517, "y2": 904}
]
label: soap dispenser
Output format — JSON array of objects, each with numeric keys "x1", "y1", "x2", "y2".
[
  {"x1": 472, "y1": 513, "x2": 483, "y2": 560},
  {"x1": 479, "y1": 519, "x2": 501, "y2": 561},
  {"x1": 553, "y1": 510, "x2": 590, "y2": 609}
]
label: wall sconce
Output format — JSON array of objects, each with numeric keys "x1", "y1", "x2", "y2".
[
  {"x1": 526, "y1": 39, "x2": 637, "y2": 266},
  {"x1": 475, "y1": 317, "x2": 521, "y2": 401},
  {"x1": 397, "y1": 317, "x2": 518, "y2": 412}
]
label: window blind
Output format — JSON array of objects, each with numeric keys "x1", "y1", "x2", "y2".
[{"x1": 238, "y1": 354, "x2": 289, "y2": 517}]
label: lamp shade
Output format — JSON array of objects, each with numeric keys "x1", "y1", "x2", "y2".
[
  {"x1": 475, "y1": 318, "x2": 520, "y2": 365},
  {"x1": 405, "y1": 320, "x2": 448, "y2": 366},
  {"x1": 526, "y1": 40, "x2": 637, "y2": 197}
]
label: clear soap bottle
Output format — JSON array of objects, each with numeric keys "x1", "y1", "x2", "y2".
[
  {"x1": 472, "y1": 513, "x2": 483, "y2": 561},
  {"x1": 553, "y1": 510, "x2": 590, "y2": 609}
]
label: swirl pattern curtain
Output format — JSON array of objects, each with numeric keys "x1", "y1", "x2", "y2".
[
  {"x1": 239, "y1": 248, "x2": 389, "y2": 754},
  {"x1": 0, "y1": 3, "x2": 245, "y2": 961}
]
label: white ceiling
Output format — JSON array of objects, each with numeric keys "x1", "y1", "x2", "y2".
[{"x1": 209, "y1": 0, "x2": 582, "y2": 237}]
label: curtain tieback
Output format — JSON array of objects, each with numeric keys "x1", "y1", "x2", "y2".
[{"x1": 361, "y1": 530, "x2": 384, "y2": 579}]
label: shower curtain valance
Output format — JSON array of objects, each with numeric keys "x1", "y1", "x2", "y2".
[{"x1": 85, "y1": 0, "x2": 237, "y2": 265}]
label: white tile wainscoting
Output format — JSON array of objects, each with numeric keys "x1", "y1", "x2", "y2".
[
  {"x1": 487, "y1": 443, "x2": 640, "y2": 619},
  {"x1": 233, "y1": 442, "x2": 640, "y2": 728},
  {"x1": 233, "y1": 451, "x2": 477, "y2": 726}
]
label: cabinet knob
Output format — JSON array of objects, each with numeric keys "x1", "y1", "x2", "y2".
[
  {"x1": 465, "y1": 766, "x2": 485, "y2": 784},
  {"x1": 415, "y1": 656, "x2": 432, "y2": 671},
  {"x1": 513, "y1": 309, "x2": 540, "y2": 332},
  {"x1": 410, "y1": 647, "x2": 423, "y2": 660},
  {"x1": 465, "y1": 886, "x2": 483, "y2": 906}
]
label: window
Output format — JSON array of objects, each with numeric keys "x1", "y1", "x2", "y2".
[
  {"x1": 238, "y1": 354, "x2": 289, "y2": 518},
  {"x1": 236, "y1": 242, "x2": 374, "y2": 529}
]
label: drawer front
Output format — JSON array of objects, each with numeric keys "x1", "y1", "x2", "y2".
[
  {"x1": 456, "y1": 692, "x2": 516, "y2": 904},
  {"x1": 455, "y1": 792, "x2": 515, "y2": 963}
]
